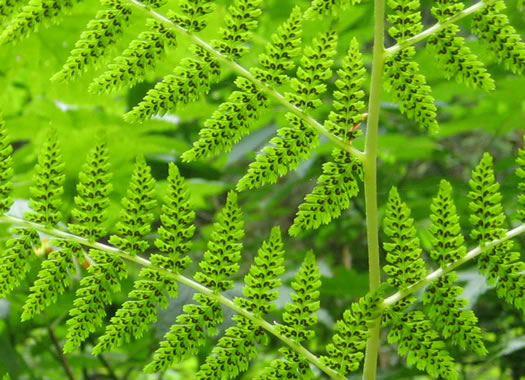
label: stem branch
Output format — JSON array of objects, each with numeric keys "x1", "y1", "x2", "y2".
[{"x1": 362, "y1": 0, "x2": 386, "y2": 377}]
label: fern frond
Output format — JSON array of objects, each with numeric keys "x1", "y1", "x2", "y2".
[
  {"x1": 429, "y1": 180, "x2": 466, "y2": 267},
  {"x1": 168, "y1": 0, "x2": 214, "y2": 32},
  {"x1": 289, "y1": 148, "x2": 363, "y2": 236},
  {"x1": 321, "y1": 290, "x2": 383, "y2": 375},
  {"x1": 21, "y1": 240, "x2": 82, "y2": 321},
  {"x1": 93, "y1": 163, "x2": 195, "y2": 354},
  {"x1": 384, "y1": 308, "x2": 458, "y2": 380},
  {"x1": 196, "y1": 226, "x2": 285, "y2": 379},
  {"x1": 0, "y1": 0, "x2": 79, "y2": 45},
  {"x1": 517, "y1": 137, "x2": 525, "y2": 222},
  {"x1": 423, "y1": 273, "x2": 486, "y2": 354},
  {"x1": 0, "y1": 114, "x2": 14, "y2": 214},
  {"x1": 124, "y1": 44, "x2": 220, "y2": 122},
  {"x1": 64, "y1": 157, "x2": 156, "y2": 352},
  {"x1": 69, "y1": 142, "x2": 113, "y2": 241},
  {"x1": 51, "y1": 0, "x2": 133, "y2": 82},
  {"x1": 211, "y1": 0, "x2": 262, "y2": 59},
  {"x1": 325, "y1": 38, "x2": 366, "y2": 141},
  {"x1": 181, "y1": 6, "x2": 303, "y2": 162},
  {"x1": 25, "y1": 129, "x2": 65, "y2": 228},
  {"x1": 145, "y1": 191, "x2": 244, "y2": 373},
  {"x1": 125, "y1": 0, "x2": 262, "y2": 123},
  {"x1": 237, "y1": 30, "x2": 338, "y2": 191},
  {"x1": 468, "y1": 153, "x2": 525, "y2": 312},
  {"x1": 426, "y1": 0, "x2": 494, "y2": 91},
  {"x1": 108, "y1": 156, "x2": 156, "y2": 255},
  {"x1": 383, "y1": 187, "x2": 427, "y2": 288},
  {"x1": 258, "y1": 251, "x2": 321, "y2": 379},
  {"x1": 64, "y1": 248, "x2": 127, "y2": 353},
  {"x1": 0, "y1": 228, "x2": 40, "y2": 297},
  {"x1": 385, "y1": 0, "x2": 438, "y2": 132},
  {"x1": 423, "y1": 180, "x2": 486, "y2": 354},
  {"x1": 89, "y1": 19, "x2": 177, "y2": 94},
  {"x1": 471, "y1": 0, "x2": 525, "y2": 75},
  {"x1": 305, "y1": 0, "x2": 360, "y2": 19}
]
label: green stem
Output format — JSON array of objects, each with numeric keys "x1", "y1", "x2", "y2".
[
  {"x1": 126, "y1": 0, "x2": 365, "y2": 162},
  {"x1": 385, "y1": 0, "x2": 486, "y2": 56},
  {"x1": 0, "y1": 214, "x2": 345, "y2": 380},
  {"x1": 362, "y1": 0, "x2": 385, "y2": 377},
  {"x1": 382, "y1": 223, "x2": 525, "y2": 308}
]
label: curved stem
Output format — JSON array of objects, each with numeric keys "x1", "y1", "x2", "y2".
[
  {"x1": 0, "y1": 214, "x2": 346, "y2": 380},
  {"x1": 382, "y1": 223, "x2": 525, "y2": 308},
  {"x1": 126, "y1": 0, "x2": 365, "y2": 162},
  {"x1": 362, "y1": 0, "x2": 385, "y2": 377},
  {"x1": 385, "y1": 0, "x2": 486, "y2": 56}
]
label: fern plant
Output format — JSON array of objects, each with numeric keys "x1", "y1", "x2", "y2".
[{"x1": 0, "y1": 0, "x2": 524, "y2": 379}]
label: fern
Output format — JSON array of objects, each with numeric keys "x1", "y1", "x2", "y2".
[
  {"x1": 145, "y1": 191, "x2": 244, "y2": 372},
  {"x1": 257, "y1": 251, "x2": 321, "y2": 379},
  {"x1": 426, "y1": 0, "x2": 494, "y2": 91},
  {"x1": 384, "y1": 0, "x2": 438, "y2": 132},
  {"x1": 93, "y1": 163, "x2": 193, "y2": 354},
  {"x1": 64, "y1": 156, "x2": 156, "y2": 352},
  {"x1": 0, "y1": 1, "x2": 525, "y2": 379},
  {"x1": 471, "y1": 0, "x2": 525, "y2": 75},
  {"x1": 237, "y1": 30, "x2": 338, "y2": 191},
  {"x1": 196, "y1": 226, "x2": 285, "y2": 379},
  {"x1": 468, "y1": 153, "x2": 525, "y2": 312},
  {"x1": 181, "y1": 6, "x2": 303, "y2": 162}
]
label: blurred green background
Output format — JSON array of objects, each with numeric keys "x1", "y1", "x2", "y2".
[{"x1": 0, "y1": 0, "x2": 524, "y2": 379}]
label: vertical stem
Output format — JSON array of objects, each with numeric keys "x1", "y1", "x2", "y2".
[{"x1": 362, "y1": 0, "x2": 386, "y2": 377}]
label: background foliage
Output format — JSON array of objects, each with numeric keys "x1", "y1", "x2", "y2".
[{"x1": 0, "y1": 0, "x2": 524, "y2": 379}]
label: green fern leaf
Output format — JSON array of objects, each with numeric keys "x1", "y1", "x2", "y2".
[
  {"x1": 93, "y1": 163, "x2": 195, "y2": 354},
  {"x1": 64, "y1": 248, "x2": 127, "y2": 353},
  {"x1": 515, "y1": 137, "x2": 525, "y2": 222},
  {"x1": 471, "y1": 0, "x2": 525, "y2": 75},
  {"x1": 69, "y1": 142, "x2": 113, "y2": 242},
  {"x1": 125, "y1": 0, "x2": 262, "y2": 123},
  {"x1": 321, "y1": 290, "x2": 383, "y2": 375},
  {"x1": 25, "y1": 129, "x2": 65, "y2": 228},
  {"x1": 258, "y1": 251, "x2": 321, "y2": 379},
  {"x1": 429, "y1": 180, "x2": 466, "y2": 267},
  {"x1": 181, "y1": 6, "x2": 303, "y2": 162},
  {"x1": 124, "y1": 45, "x2": 220, "y2": 122},
  {"x1": 385, "y1": 0, "x2": 438, "y2": 132},
  {"x1": 211, "y1": 0, "x2": 262, "y2": 59},
  {"x1": 0, "y1": 114, "x2": 14, "y2": 214},
  {"x1": 289, "y1": 148, "x2": 362, "y2": 235},
  {"x1": 89, "y1": 19, "x2": 177, "y2": 94},
  {"x1": 51, "y1": 0, "x2": 133, "y2": 82},
  {"x1": 237, "y1": 30, "x2": 338, "y2": 191},
  {"x1": 65, "y1": 157, "x2": 156, "y2": 352},
  {"x1": 145, "y1": 191, "x2": 244, "y2": 373},
  {"x1": 468, "y1": 153, "x2": 525, "y2": 312},
  {"x1": 426, "y1": 1, "x2": 494, "y2": 91},
  {"x1": 305, "y1": 0, "x2": 361, "y2": 19},
  {"x1": 0, "y1": 228, "x2": 40, "y2": 297},
  {"x1": 108, "y1": 156, "x2": 156, "y2": 255},
  {"x1": 384, "y1": 308, "x2": 458, "y2": 379},
  {"x1": 21, "y1": 240, "x2": 82, "y2": 321},
  {"x1": 0, "y1": 0, "x2": 79, "y2": 45},
  {"x1": 383, "y1": 187, "x2": 427, "y2": 288},
  {"x1": 423, "y1": 180, "x2": 486, "y2": 355},
  {"x1": 325, "y1": 37, "x2": 366, "y2": 141},
  {"x1": 196, "y1": 226, "x2": 285, "y2": 379},
  {"x1": 167, "y1": 0, "x2": 215, "y2": 32}
]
